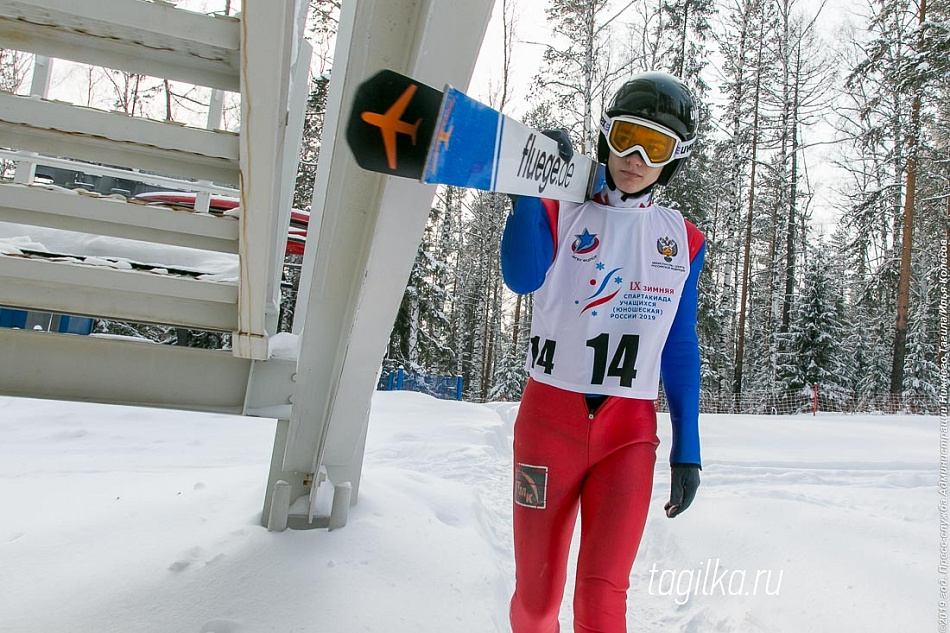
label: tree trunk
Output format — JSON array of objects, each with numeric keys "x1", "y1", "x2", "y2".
[
  {"x1": 780, "y1": 18, "x2": 801, "y2": 334},
  {"x1": 512, "y1": 294, "x2": 522, "y2": 351},
  {"x1": 481, "y1": 278, "x2": 499, "y2": 399},
  {"x1": 733, "y1": 15, "x2": 766, "y2": 396},
  {"x1": 890, "y1": 0, "x2": 926, "y2": 396},
  {"x1": 499, "y1": 0, "x2": 514, "y2": 112},
  {"x1": 163, "y1": 79, "x2": 173, "y2": 121},
  {"x1": 583, "y1": 0, "x2": 595, "y2": 154},
  {"x1": 678, "y1": 3, "x2": 689, "y2": 77},
  {"x1": 408, "y1": 294, "x2": 420, "y2": 366}
]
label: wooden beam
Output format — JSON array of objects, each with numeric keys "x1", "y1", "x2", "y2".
[
  {"x1": 0, "y1": 185, "x2": 239, "y2": 253},
  {"x1": 0, "y1": 327, "x2": 252, "y2": 413},
  {"x1": 278, "y1": 0, "x2": 496, "y2": 518},
  {"x1": 232, "y1": 0, "x2": 298, "y2": 360},
  {"x1": 0, "y1": 0, "x2": 240, "y2": 90},
  {"x1": 0, "y1": 93, "x2": 240, "y2": 184},
  {"x1": 0, "y1": 255, "x2": 238, "y2": 331}
]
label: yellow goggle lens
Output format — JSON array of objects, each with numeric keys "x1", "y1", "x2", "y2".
[{"x1": 607, "y1": 120, "x2": 677, "y2": 163}]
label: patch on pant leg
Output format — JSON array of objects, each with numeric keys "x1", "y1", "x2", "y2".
[{"x1": 515, "y1": 463, "x2": 548, "y2": 509}]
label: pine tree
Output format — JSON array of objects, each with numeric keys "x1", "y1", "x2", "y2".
[
  {"x1": 293, "y1": 72, "x2": 330, "y2": 211},
  {"x1": 385, "y1": 205, "x2": 454, "y2": 375},
  {"x1": 902, "y1": 286, "x2": 940, "y2": 412},
  {"x1": 439, "y1": 186, "x2": 468, "y2": 382},
  {"x1": 488, "y1": 327, "x2": 529, "y2": 401},
  {"x1": 836, "y1": 0, "x2": 947, "y2": 402},
  {"x1": 696, "y1": 259, "x2": 734, "y2": 397},
  {"x1": 715, "y1": 0, "x2": 780, "y2": 395},
  {"x1": 654, "y1": 0, "x2": 716, "y2": 229},
  {"x1": 849, "y1": 0, "x2": 931, "y2": 395},
  {"x1": 758, "y1": 0, "x2": 833, "y2": 337},
  {"x1": 777, "y1": 250, "x2": 851, "y2": 410},
  {"x1": 660, "y1": 0, "x2": 715, "y2": 83}
]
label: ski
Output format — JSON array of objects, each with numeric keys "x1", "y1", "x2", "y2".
[{"x1": 346, "y1": 69, "x2": 603, "y2": 202}]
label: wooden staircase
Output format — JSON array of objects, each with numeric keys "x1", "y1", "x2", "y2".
[
  {"x1": 0, "y1": 0, "x2": 308, "y2": 360},
  {"x1": 0, "y1": 0, "x2": 497, "y2": 531}
]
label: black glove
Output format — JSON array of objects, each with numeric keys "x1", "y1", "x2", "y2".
[
  {"x1": 541, "y1": 128, "x2": 573, "y2": 163},
  {"x1": 665, "y1": 464, "x2": 700, "y2": 518}
]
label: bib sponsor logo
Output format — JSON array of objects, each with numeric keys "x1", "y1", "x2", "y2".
[
  {"x1": 571, "y1": 228, "x2": 600, "y2": 256},
  {"x1": 515, "y1": 463, "x2": 548, "y2": 509},
  {"x1": 656, "y1": 236, "x2": 678, "y2": 262},
  {"x1": 574, "y1": 262, "x2": 623, "y2": 317},
  {"x1": 653, "y1": 236, "x2": 687, "y2": 273}
]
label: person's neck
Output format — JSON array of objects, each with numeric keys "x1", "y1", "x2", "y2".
[{"x1": 602, "y1": 186, "x2": 653, "y2": 208}]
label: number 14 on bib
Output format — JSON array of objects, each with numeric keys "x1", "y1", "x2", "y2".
[{"x1": 530, "y1": 333, "x2": 641, "y2": 389}]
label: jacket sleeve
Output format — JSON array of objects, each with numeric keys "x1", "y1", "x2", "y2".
[
  {"x1": 500, "y1": 196, "x2": 558, "y2": 295},
  {"x1": 660, "y1": 232, "x2": 705, "y2": 467}
]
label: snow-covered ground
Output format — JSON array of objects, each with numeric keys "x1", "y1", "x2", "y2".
[{"x1": 0, "y1": 392, "x2": 939, "y2": 632}]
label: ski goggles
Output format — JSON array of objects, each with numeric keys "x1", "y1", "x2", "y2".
[{"x1": 601, "y1": 115, "x2": 694, "y2": 167}]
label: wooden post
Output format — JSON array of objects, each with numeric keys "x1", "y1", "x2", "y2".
[{"x1": 266, "y1": 480, "x2": 291, "y2": 532}]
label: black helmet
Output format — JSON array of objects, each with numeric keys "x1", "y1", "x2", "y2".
[{"x1": 597, "y1": 72, "x2": 698, "y2": 187}]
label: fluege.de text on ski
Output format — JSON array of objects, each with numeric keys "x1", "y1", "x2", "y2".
[{"x1": 517, "y1": 133, "x2": 576, "y2": 194}]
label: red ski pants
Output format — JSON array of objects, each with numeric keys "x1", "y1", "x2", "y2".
[{"x1": 510, "y1": 379, "x2": 659, "y2": 633}]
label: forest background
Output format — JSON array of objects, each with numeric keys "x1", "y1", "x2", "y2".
[{"x1": 1, "y1": 0, "x2": 947, "y2": 413}]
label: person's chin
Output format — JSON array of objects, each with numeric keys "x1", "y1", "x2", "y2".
[{"x1": 618, "y1": 178, "x2": 644, "y2": 192}]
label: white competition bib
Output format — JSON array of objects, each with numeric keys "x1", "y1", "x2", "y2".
[{"x1": 527, "y1": 200, "x2": 690, "y2": 398}]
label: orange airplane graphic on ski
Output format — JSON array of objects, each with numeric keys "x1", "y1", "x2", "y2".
[{"x1": 360, "y1": 84, "x2": 421, "y2": 170}]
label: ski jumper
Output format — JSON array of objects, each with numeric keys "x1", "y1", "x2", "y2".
[{"x1": 502, "y1": 186, "x2": 705, "y2": 633}]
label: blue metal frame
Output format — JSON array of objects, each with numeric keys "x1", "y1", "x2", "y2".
[{"x1": 0, "y1": 308, "x2": 93, "y2": 335}]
